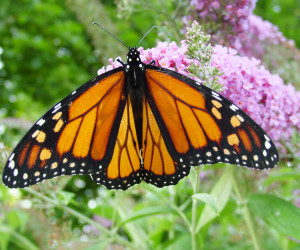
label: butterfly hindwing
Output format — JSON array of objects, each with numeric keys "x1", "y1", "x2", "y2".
[
  {"x1": 91, "y1": 99, "x2": 142, "y2": 190},
  {"x1": 144, "y1": 65, "x2": 279, "y2": 169},
  {"x1": 3, "y1": 69, "x2": 126, "y2": 188},
  {"x1": 142, "y1": 99, "x2": 190, "y2": 187}
]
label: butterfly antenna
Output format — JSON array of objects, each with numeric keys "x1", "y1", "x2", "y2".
[
  {"x1": 92, "y1": 22, "x2": 129, "y2": 48},
  {"x1": 137, "y1": 26, "x2": 157, "y2": 47}
]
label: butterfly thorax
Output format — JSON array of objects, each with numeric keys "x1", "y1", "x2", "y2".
[
  {"x1": 124, "y1": 47, "x2": 145, "y2": 88},
  {"x1": 124, "y1": 46, "x2": 145, "y2": 150}
]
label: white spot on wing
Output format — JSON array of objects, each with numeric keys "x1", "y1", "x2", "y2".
[
  {"x1": 54, "y1": 103, "x2": 61, "y2": 109},
  {"x1": 230, "y1": 104, "x2": 239, "y2": 112},
  {"x1": 265, "y1": 141, "x2": 271, "y2": 149},
  {"x1": 52, "y1": 106, "x2": 61, "y2": 114},
  {"x1": 13, "y1": 169, "x2": 18, "y2": 176},
  {"x1": 37, "y1": 118, "x2": 45, "y2": 126},
  {"x1": 9, "y1": 161, "x2": 15, "y2": 169},
  {"x1": 212, "y1": 92, "x2": 222, "y2": 101},
  {"x1": 32, "y1": 130, "x2": 40, "y2": 138},
  {"x1": 9, "y1": 153, "x2": 15, "y2": 161}
]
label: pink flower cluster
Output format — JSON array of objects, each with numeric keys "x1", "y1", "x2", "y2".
[
  {"x1": 188, "y1": 0, "x2": 256, "y2": 28},
  {"x1": 231, "y1": 14, "x2": 298, "y2": 60},
  {"x1": 184, "y1": 0, "x2": 256, "y2": 47},
  {"x1": 212, "y1": 45, "x2": 300, "y2": 143},
  {"x1": 184, "y1": 0, "x2": 298, "y2": 60},
  {"x1": 98, "y1": 41, "x2": 300, "y2": 149}
]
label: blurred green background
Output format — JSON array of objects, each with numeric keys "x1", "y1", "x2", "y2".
[{"x1": 0, "y1": 0, "x2": 299, "y2": 249}]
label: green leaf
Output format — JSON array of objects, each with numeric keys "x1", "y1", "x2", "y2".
[
  {"x1": 58, "y1": 190, "x2": 75, "y2": 205},
  {"x1": 6, "y1": 210, "x2": 29, "y2": 232},
  {"x1": 263, "y1": 171, "x2": 300, "y2": 187},
  {"x1": 248, "y1": 194, "x2": 300, "y2": 240},
  {"x1": 85, "y1": 240, "x2": 110, "y2": 250},
  {"x1": 0, "y1": 224, "x2": 39, "y2": 250},
  {"x1": 193, "y1": 193, "x2": 219, "y2": 215},
  {"x1": 197, "y1": 166, "x2": 233, "y2": 231}
]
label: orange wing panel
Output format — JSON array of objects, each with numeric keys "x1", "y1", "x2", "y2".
[
  {"x1": 143, "y1": 100, "x2": 176, "y2": 177},
  {"x1": 246, "y1": 125, "x2": 261, "y2": 148},
  {"x1": 91, "y1": 76, "x2": 125, "y2": 160},
  {"x1": 238, "y1": 128, "x2": 252, "y2": 152},
  {"x1": 146, "y1": 69, "x2": 206, "y2": 108},
  {"x1": 69, "y1": 72, "x2": 124, "y2": 120},
  {"x1": 57, "y1": 118, "x2": 82, "y2": 156},
  {"x1": 19, "y1": 142, "x2": 31, "y2": 167},
  {"x1": 145, "y1": 72, "x2": 189, "y2": 153},
  {"x1": 73, "y1": 107, "x2": 97, "y2": 158},
  {"x1": 146, "y1": 69, "x2": 222, "y2": 152},
  {"x1": 194, "y1": 109, "x2": 221, "y2": 143},
  {"x1": 28, "y1": 145, "x2": 41, "y2": 169},
  {"x1": 106, "y1": 99, "x2": 140, "y2": 180},
  {"x1": 176, "y1": 101, "x2": 208, "y2": 148}
]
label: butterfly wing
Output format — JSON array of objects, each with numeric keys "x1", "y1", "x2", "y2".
[
  {"x1": 91, "y1": 99, "x2": 142, "y2": 190},
  {"x1": 142, "y1": 99, "x2": 190, "y2": 187},
  {"x1": 3, "y1": 69, "x2": 127, "y2": 188},
  {"x1": 144, "y1": 65, "x2": 279, "y2": 170}
]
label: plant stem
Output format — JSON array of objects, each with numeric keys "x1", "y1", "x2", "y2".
[
  {"x1": 191, "y1": 166, "x2": 201, "y2": 250},
  {"x1": 232, "y1": 175, "x2": 261, "y2": 250},
  {"x1": 143, "y1": 185, "x2": 191, "y2": 228}
]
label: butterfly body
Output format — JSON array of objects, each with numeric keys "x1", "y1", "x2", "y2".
[
  {"x1": 123, "y1": 47, "x2": 146, "y2": 148},
  {"x1": 3, "y1": 46, "x2": 279, "y2": 190}
]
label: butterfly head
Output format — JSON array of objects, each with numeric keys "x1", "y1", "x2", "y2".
[{"x1": 126, "y1": 47, "x2": 142, "y2": 66}]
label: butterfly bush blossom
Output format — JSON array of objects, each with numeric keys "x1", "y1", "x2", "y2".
[
  {"x1": 183, "y1": 0, "x2": 299, "y2": 61},
  {"x1": 98, "y1": 41, "x2": 300, "y2": 151}
]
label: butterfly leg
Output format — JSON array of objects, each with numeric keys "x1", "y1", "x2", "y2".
[
  {"x1": 117, "y1": 59, "x2": 125, "y2": 66},
  {"x1": 148, "y1": 60, "x2": 155, "y2": 65}
]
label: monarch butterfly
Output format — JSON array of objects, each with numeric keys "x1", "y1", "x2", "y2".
[{"x1": 2, "y1": 27, "x2": 279, "y2": 190}]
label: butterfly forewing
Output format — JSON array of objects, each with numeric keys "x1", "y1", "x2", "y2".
[
  {"x1": 3, "y1": 69, "x2": 126, "y2": 188},
  {"x1": 145, "y1": 66, "x2": 279, "y2": 170}
]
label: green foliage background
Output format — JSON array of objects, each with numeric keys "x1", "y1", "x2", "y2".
[{"x1": 0, "y1": 0, "x2": 299, "y2": 249}]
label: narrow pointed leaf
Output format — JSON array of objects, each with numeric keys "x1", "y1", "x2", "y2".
[
  {"x1": 248, "y1": 194, "x2": 300, "y2": 240},
  {"x1": 197, "y1": 166, "x2": 233, "y2": 231},
  {"x1": 193, "y1": 193, "x2": 219, "y2": 215}
]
